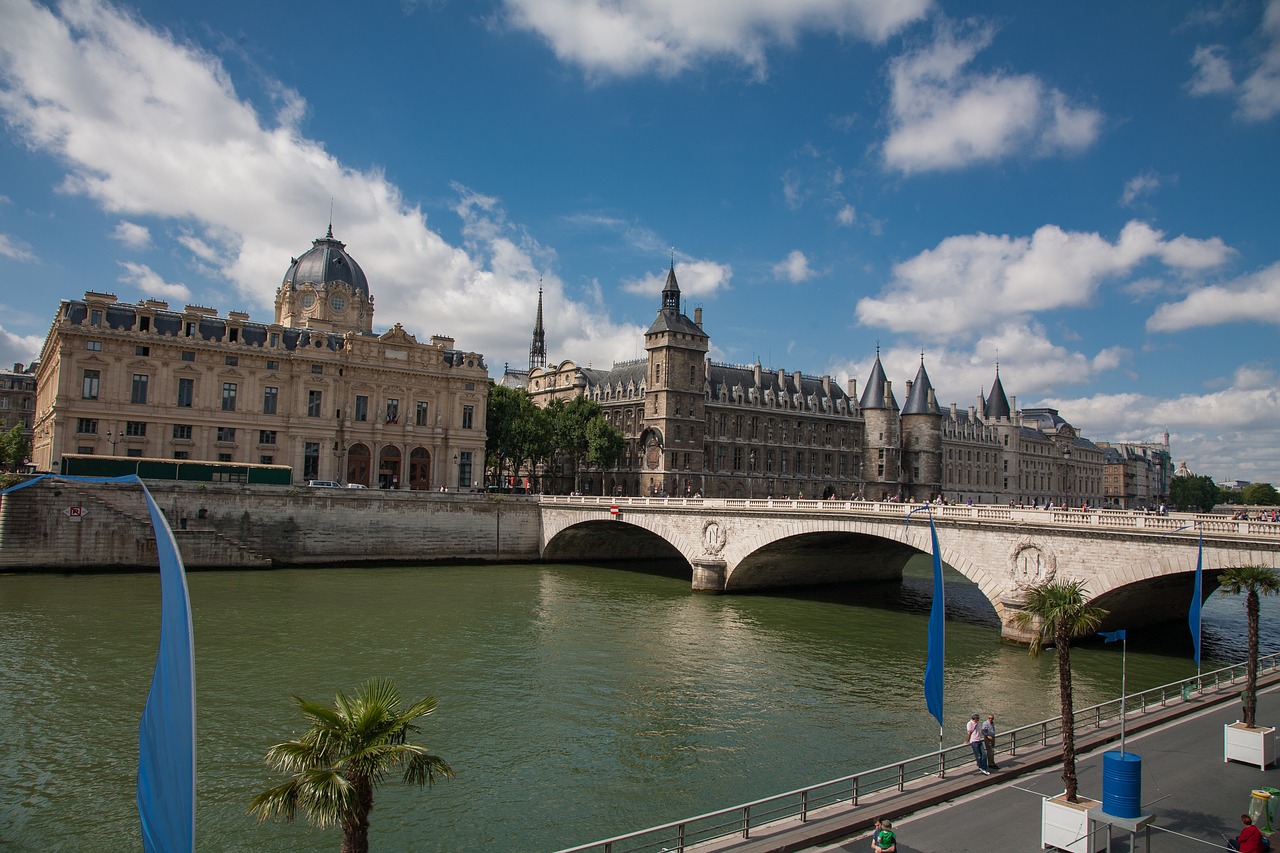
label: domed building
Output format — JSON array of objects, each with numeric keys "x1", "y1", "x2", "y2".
[{"x1": 30, "y1": 228, "x2": 489, "y2": 489}]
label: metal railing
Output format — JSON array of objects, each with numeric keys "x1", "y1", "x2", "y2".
[
  {"x1": 554, "y1": 654, "x2": 1280, "y2": 853},
  {"x1": 539, "y1": 495, "x2": 1280, "y2": 540}
]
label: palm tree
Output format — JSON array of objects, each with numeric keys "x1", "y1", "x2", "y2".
[
  {"x1": 1217, "y1": 565, "x2": 1280, "y2": 727},
  {"x1": 248, "y1": 678, "x2": 454, "y2": 853},
  {"x1": 1012, "y1": 579, "x2": 1107, "y2": 803}
]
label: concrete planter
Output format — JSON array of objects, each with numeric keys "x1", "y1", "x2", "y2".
[
  {"x1": 1042, "y1": 794, "x2": 1101, "y2": 852},
  {"x1": 1224, "y1": 722, "x2": 1276, "y2": 770}
]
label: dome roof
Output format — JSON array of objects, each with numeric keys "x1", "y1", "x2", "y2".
[{"x1": 282, "y1": 226, "x2": 369, "y2": 295}]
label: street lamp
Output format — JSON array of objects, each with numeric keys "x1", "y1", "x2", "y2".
[{"x1": 105, "y1": 429, "x2": 119, "y2": 455}]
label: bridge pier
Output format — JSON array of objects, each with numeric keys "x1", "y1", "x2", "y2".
[{"x1": 691, "y1": 557, "x2": 727, "y2": 592}]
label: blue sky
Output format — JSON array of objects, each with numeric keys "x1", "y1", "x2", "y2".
[{"x1": 0, "y1": 0, "x2": 1278, "y2": 483}]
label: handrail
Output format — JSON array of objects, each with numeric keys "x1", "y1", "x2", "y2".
[
  {"x1": 553, "y1": 654, "x2": 1280, "y2": 853},
  {"x1": 538, "y1": 495, "x2": 1280, "y2": 540}
]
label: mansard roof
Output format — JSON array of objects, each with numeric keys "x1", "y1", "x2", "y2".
[
  {"x1": 705, "y1": 363, "x2": 851, "y2": 410},
  {"x1": 902, "y1": 360, "x2": 940, "y2": 416},
  {"x1": 858, "y1": 354, "x2": 898, "y2": 410}
]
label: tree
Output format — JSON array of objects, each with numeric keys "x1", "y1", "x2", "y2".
[
  {"x1": 1217, "y1": 566, "x2": 1280, "y2": 727},
  {"x1": 585, "y1": 415, "x2": 625, "y2": 495},
  {"x1": 248, "y1": 678, "x2": 453, "y2": 853},
  {"x1": 1011, "y1": 579, "x2": 1107, "y2": 803},
  {"x1": 1170, "y1": 474, "x2": 1219, "y2": 513},
  {"x1": 551, "y1": 396, "x2": 602, "y2": 492},
  {"x1": 0, "y1": 425, "x2": 28, "y2": 471},
  {"x1": 1242, "y1": 483, "x2": 1280, "y2": 506}
]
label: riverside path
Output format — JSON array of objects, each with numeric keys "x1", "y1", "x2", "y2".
[
  {"x1": 698, "y1": 671, "x2": 1280, "y2": 853},
  {"x1": 541, "y1": 496, "x2": 1280, "y2": 642}
]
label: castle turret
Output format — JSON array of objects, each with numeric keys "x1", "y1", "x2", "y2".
[
  {"x1": 901, "y1": 356, "x2": 942, "y2": 501},
  {"x1": 858, "y1": 350, "x2": 901, "y2": 499}
]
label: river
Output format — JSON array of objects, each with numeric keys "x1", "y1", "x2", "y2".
[{"x1": 0, "y1": 558, "x2": 1270, "y2": 852}]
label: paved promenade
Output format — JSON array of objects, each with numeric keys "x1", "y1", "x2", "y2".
[{"x1": 700, "y1": 672, "x2": 1280, "y2": 853}]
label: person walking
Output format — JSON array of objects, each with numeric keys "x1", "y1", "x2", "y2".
[
  {"x1": 967, "y1": 713, "x2": 990, "y2": 775},
  {"x1": 981, "y1": 713, "x2": 999, "y2": 770},
  {"x1": 870, "y1": 817, "x2": 897, "y2": 852}
]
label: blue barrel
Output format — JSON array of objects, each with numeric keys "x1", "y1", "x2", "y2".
[{"x1": 1102, "y1": 751, "x2": 1142, "y2": 818}]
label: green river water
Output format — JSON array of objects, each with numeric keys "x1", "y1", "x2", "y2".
[{"x1": 0, "y1": 559, "x2": 1269, "y2": 852}]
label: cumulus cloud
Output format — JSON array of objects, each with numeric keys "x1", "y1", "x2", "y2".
[
  {"x1": 836, "y1": 204, "x2": 856, "y2": 226},
  {"x1": 773, "y1": 250, "x2": 814, "y2": 283},
  {"x1": 0, "y1": 0, "x2": 646, "y2": 374},
  {"x1": 1146, "y1": 261, "x2": 1280, "y2": 332},
  {"x1": 1187, "y1": 0, "x2": 1280, "y2": 120},
  {"x1": 0, "y1": 233, "x2": 36, "y2": 263},
  {"x1": 620, "y1": 257, "x2": 732, "y2": 298},
  {"x1": 1120, "y1": 172, "x2": 1162, "y2": 207},
  {"x1": 111, "y1": 220, "x2": 150, "y2": 248},
  {"x1": 501, "y1": 0, "x2": 931, "y2": 80},
  {"x1": 855, "y1": 220, "x2": 1234, "y2": 340},
  {"x1": 883, "y1": 22, "x2": 1102, "y2": 173},
  {"x1": 117, "y1": 261, "x2": 191, "y2": 302},
  {"x1": 0, "y1": 320, "x2": 44, "y2": 367}
]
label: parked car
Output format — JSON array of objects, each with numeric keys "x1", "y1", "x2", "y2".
[
  {"x1": 346, "y1": 483, "x2": 368, "y2": 489},
  {"x1": 305, "y1": 480, "x2": 341, "y2": 488}
]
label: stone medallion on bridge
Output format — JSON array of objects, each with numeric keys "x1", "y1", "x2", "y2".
[
  {"x1": 701, "y1": 520, "x2": 728, "y2": 556},
  {"x1": 1009, "y1": 539, "x2": 1057, "y2": 590}
]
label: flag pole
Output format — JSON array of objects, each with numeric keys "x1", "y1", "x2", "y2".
[{"x1": 909, "y1": 503, "x2": 946, "y2": 777}]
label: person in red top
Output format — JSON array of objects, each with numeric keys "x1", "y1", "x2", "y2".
[{"x1": 1230, "y1": 813, "x2": 1266, "y2": 853}]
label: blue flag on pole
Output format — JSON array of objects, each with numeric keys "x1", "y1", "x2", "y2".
[
  {"x1": 1, "y1": 475, "x2": 195, "y2": 852},
  {"x1": 1099, "y1": 629, "x2": 1126, "y2": 643},
  {"x1": 1189, "y1": 530, "x2": 1203, "y2": 668},
  {"x1": 923, "y1": 517, "x2": 945, "y2": 730}
]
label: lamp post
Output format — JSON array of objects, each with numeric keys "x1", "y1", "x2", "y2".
[
  {"x1": 453, "y1": 453, "x2": 459, "y2": 491},
  {"x1": 106, "y1": 429, "x2": 119, "y2": 455}
]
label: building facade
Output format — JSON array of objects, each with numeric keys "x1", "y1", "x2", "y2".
[
  {"x1": 1097, "y1": 438, "x2": 1173, "y2": 509},
  {"x1": 31, "y1": 229, "x2": 489, "y2": 488},
  {"x1": 514, "y1": 265, "x2": 1107, "y2": 505},
  {"x1": 0, "y1": 362, "x2": 37, "y2": 464}
]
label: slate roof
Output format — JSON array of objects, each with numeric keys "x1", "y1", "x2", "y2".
[{"x1": 902, "y1": 360, "x2": 940, "y2": 416}]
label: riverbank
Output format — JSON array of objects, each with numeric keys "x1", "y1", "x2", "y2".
[{"x1": 0, "y1": 478, "x2": 542, "y2": 569}]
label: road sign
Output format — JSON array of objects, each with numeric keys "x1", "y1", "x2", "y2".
[{"x1": 65, "y1": 505, "x2": 87, "y2": 522}]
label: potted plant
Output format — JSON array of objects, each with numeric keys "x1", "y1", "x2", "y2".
[
  {"x1": 1219, "y1": 565, "x2": 1280, "y2": 770},
  {"x1": 1013, "y1": 579, "x2": 1107, "y2": 852}
]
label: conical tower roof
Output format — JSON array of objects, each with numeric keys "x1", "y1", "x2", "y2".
[
  {"x1": 903, "y1": 358, "x2": 940, "y2": 415},
  {"x1": 859, "y1": 352, "x2": 898, "y2": 410},
  {"x1": 984, "y1": 367, "x2": 1011, "y2": 420}
]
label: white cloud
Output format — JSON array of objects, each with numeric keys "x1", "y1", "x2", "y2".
[
  {"x1": 1186, "y1": 0, "x2": 1280, "y2": 120},
  {"x1": 883, "y1": 22, "x2": 1102, "y2": 174},
  {"x1": 0, "y1": 233, "x2": 36, "y2": 263},
  {"x1": 620, "y1": 257, "x2": 732, "y2": 298},
  {"x1": 1120, "y1": 172, "x2": 1161, "y2": 207},
  {"x1": 773, "y1": 250, "x2": 814, "y2": 283},
  {"x1": 0, "y1": 0, "x2": 649, "y2": 375},
  {"x1": 836, "y1": 204, "x2": 856, "y2": 226},
  {"x1": 0, "y1": 321, "x2": 44, "y2": 368},
  {"x1": 117, "y1": 261, "x2": 192, "y2": 302},
  {"x1": 501, "y1": 0, "x2": 931, "y2": 80},
  {"x1": 856, "y1": 220, "x2": 1234, "y2": 340},
  {"x1": 111, "y1": 220, "x2": 150, "y2": 249},
  {"x1": 1146, "y1": 261, "x2": 1280, "y2": 332}
]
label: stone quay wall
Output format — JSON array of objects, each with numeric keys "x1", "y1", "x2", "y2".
[{"x1": 0, "y1": 480, "x2": 542, "y2": 570}]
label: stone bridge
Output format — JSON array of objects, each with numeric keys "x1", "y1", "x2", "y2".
[{"x1": 539, "y1": 496, "x2": 1280, "y2": 641}]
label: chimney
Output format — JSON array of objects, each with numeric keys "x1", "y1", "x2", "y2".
[
  {"x1": 950, "y1": 402, "x2": 958, "y2": 419},
  {"x1": 822, "y1": 374, "x2": 831, "y2": 395},
  {"x1": 694, "y1": 307, "x2": 702, "y2": 328},
  {"x1": 847, "y1": 378, "x2": 857, "y2": 398},
  {"x1": 1010, "y1": 395, "x2": 1017, "y2": 415},
  {"x1": 927, "y1": 388, "x2": 937, "y2": 410},
  {"x1": 754, "y1": 362, "x2": 762, "y2": 388}
]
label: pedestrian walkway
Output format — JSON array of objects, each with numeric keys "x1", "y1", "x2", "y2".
[{"x1": 696, "y1": 671, "x2": 1280, "y2": 853}]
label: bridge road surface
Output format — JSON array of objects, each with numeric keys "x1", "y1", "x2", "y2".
[
  {"x1": 689, "y1": 672, "x2": 1280, "y2": 853},
  {"x1": 815, "y1": 684, "x2": 1280, "y2": 853}
]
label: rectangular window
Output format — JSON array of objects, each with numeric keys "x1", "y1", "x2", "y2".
[
  {"x1": 307, "y1": 389, "x2": 323, "y2": 417},
  {"x1": 216, "y1": 427, "x2": 236, "y2": 442},
  {"x1": 225, "y1": 355, "x2": 238, "y2": 366},
  {"x1": 462, "y1": 405, "x2": 474, "y2": 429},
  {"x1": 464, "y1": 382, "x2": 475, "y2": 391},
  {"x1": 217, "y1": 452, "x2": 233, "y2": 463},
  {"x1": 91, "y1": 309, "x2": 103, "y2": 325},
  {"x1": 139, "y1": 316, "x2": 151, "y2": 332},
  {"x1": 304, "y1": 442, "x2": 320, "y2": 481},
  {"x1": 262, "y1": 386, "x2": 278, "y2": 415},
  {"x1": 265, "y1": 359, "x2": 279, "y2": 371},
  {"x1": 131, "y1": 374, "x2": 149, "y2": 404},
  {"x1": 222, "y1": 382, "x2": 237, "y2": 411},
  {"x1": 174, "y1": 451, "x2": 190, "y2": 460},
  {"x1": 457, "y1": 450, "x2": 473, "y2": 488},
  {"x1": 258, "y1": 430, "x2": 276, "y2": 445},
  {"x1": 732, "y1": 447, "x2": 743, "y2": 471},
  {"x1": 173, "y1": 424, "x2": 192, "y2": 440},
  {"x1": 180, "y1": 350, "x2": 195, "y2": 362},
  {"x1": 126, "y1": 449, "x2": 143, "y2": 458},
  {"x1": 386, "y1": 399, "x2": 399, "y2": 423},
  {"x1": 415, "y1": 401, "x2": 429, "y2": 426},
  {"x1": 82, "y1": 369, "x2": 100, "y2": 400},
  {"x1": 311, "y1": 364, "x2": 323, "y2": 375},
  {"x1": 268, "y1": 333, "x2": 279, "y2": 347},
  {"x1": 177, "y1": 377, "x2": 193, "y2": 408},
  {"x1": 355, "y1": 395, "x2": 368, "y2": 422},
  {"x1": 260, "y1": 455, "x2": 273, "y2": 465},
  {"x1": 76, "y1": 417, "x2": 98, "y2": 434},
  {"x1": 135, "y1": 345, "x2": 150, "y2": 356},
  {"x1": 125, "y1": 421, "x2": 146, "y2": 437},
  {"x1": 86, "y1": 340, "x2": 102, "y2": 351}
]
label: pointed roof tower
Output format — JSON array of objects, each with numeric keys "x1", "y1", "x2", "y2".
[
  {"x1": 902, "y1": 355, "x2": 940, "y2": 415},
  {"x1": 983, "y1": 365, "x2": 1011, "y2": 420},
  {"x1": 529, "y1": 286, "x2": 547, "y2": 371},
  {"x1": 858, "y1": 348, "x2": 899, "y2": 410},
  {"x1": 660, "y1": 258, "x2": 680, "y2": 313},
  {"x1": 646, "y1": 259, "x2": 704, "y2": 337}
]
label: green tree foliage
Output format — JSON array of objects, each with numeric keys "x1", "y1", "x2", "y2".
[
  {"x1": 585, "y1": 416, "x2": 625, "y2": 494},
  {"x1": 486, "y1": 385, "x2": 549, "y2": 488},
  {"x1": 1242, "y1": 483, "x2": 1280, "y2": 506},
  {"x1": 1217, "y1": 566, "x2": 1280, "y2": 727},
  {"x1": 0, "y1": 425, "x2": 29, "y2": 471},
  {"x1": 248, "y1": 678, "x2": 453, "y2": 853},
  {"x1": 1170, "y1": 475, "x2": 1219, "y2": 513},
  {"x1": 551, "y1": 396, "x2": 602, "y2": 491},
  {"x1": 1011, "y1": 580, "x2": 1107, "y2": 803}
]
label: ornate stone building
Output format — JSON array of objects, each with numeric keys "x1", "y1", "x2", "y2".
[
  {"x1": 31, "y1": 228, "x2": 489, "y2": 488},
  {"x1": 510, "y1": 264, "x2": 1106, "y2": 505},
  {"x1": 0, "y1": 362, "x2": 37, "y2": 461}
]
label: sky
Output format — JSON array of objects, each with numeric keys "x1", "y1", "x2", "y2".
[{"x1": 0, "y1": 0, "x2": 1278, "y2": 484}]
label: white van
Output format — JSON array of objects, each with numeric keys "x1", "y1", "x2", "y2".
[{"x1": 305, "y1": 480, "x2": 341, "y2": 488}]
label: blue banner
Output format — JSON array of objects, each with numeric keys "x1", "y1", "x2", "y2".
[
  {"x1": 1, "y1": 475, "x2": 195, "y2": 851},
  {"x1": 923, "y1": 518, "x2": 945, "y2": 730},
  {"x1": 1099, "y1": 629, "x2": 1126, "y2": 643},
  {"x1": 1189, "y1": 530, "x2": 1203, "y2": 668}
]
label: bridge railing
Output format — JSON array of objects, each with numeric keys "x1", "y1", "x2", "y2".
[
  {"x1": 538, "y1": 496, "x2": 1280, "y2": 539},
  {"x1": 552, "y1": 654, "x2": 1280, "y2": 853}
]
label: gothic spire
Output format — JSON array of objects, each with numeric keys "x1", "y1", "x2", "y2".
[{"x1": 529, "y1": 286, "x2": 547, "y2": 371}]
